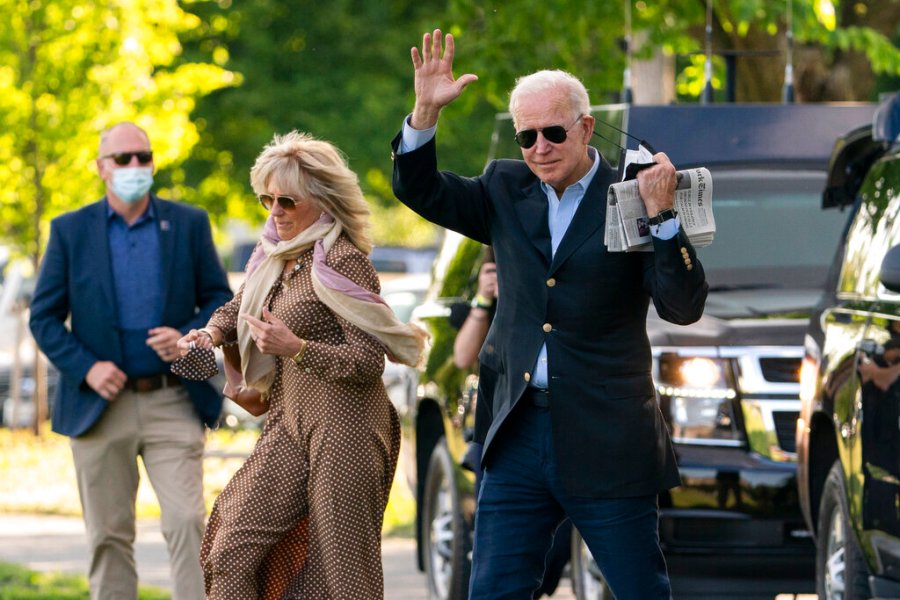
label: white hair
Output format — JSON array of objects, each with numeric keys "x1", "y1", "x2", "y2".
[{"x1": 508, "y1": 70, "x2": 591, "y2": 128}]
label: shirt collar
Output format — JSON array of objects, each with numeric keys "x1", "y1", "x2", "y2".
[
  {"x1": 105, "y1": 196, "x2": 156, "y2": 224},
  {"x1": 539, "y1": 146, "x2": 602, "y2": 197}
]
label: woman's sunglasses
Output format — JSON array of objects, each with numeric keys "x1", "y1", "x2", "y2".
[
  {"x1": 102, "y1": 151, "x2": 154, "y2": 165},
  {"x1": 257, "y1": 193, "x2": 300, "y2": 210},
  {"x1": 514, "y1": 115, "x2": 583, "y2": 149}
]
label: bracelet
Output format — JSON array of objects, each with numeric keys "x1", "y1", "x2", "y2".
[
  {"x1": 471, "y1": 294, "x2": 494, "y2": 310},
  {"x1": 198, "y1": 328, "x2": 220, "y2": 347},
  {"x1": 292, "y1": 339, "x2": 309, "y2": 365}
]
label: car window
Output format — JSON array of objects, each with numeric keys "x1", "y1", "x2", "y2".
[
  {"x1": 839, "y1": 154, "x2": 900, "y2": 299},
  {"x1": 381, "y1": 274, "x2": 431, "y2": 323},
  {"x1": 384, "y1": 290, "x2": 423, "y2": 323},
  {"x1": 696, "y1": 169, "x2": 848, "y2": 289}
]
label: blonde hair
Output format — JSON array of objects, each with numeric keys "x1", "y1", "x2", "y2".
[
  {"x1": 509, "y1": 70, "x2": 591, "y2": 129},
  {"x1": 250, "y1": 131, "x2": 373, "y2": 254}
]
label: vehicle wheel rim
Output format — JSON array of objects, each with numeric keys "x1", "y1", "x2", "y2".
[
  {"x1": 824, "y1": 505, "x2": 847, "y2": 600},
  {"x1": 428, "y1": 471, "x2": 455, "y2": 599}
]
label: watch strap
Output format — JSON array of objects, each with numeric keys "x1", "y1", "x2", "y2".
[{"x1": 648, "y1": 208, "x2": 678, "y2": 226}]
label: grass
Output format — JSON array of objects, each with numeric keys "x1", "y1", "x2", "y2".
[
  {"x1": 0, "y1": 425, "x2": 415, "y2": 535},
  {"x1": 0, "y1": 562, "x2": 169, "y2": 600}
]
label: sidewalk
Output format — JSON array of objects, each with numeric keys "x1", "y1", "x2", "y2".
[{"x1": 0, "y1": 513, "x2": 430, "y2": 598}]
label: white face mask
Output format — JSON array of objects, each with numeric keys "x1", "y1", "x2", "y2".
[{"x1": 110, "y1": 167, "x2": 153, "y2": 203}]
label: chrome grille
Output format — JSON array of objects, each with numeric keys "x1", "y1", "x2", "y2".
[
  {"x1": 759, "y1": 357, "x2": 801, "y2": 383},
  {"x1": 773, "y1": 410, "x2": 799, "y2": 453}
]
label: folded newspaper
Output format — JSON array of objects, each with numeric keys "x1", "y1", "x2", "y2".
[{"x1": 604, "y1": 166, "x2": 715, "y2": 252}]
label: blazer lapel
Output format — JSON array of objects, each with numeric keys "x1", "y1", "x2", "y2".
[
  {"x1": 88, "y1": 200, "x2": 119, "y2": 323},
  {"x1": 154, "y1": 197, "x2": 175, "y2": 318},
  {"x1": 512, "y1": 180, "x2": 552, "y2": 266},
  {"x1": 549, "y1": 161, "x2": 617, "y2": 274}
]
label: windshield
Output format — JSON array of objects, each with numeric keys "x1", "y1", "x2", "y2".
[{"x1": 698, "y1": 169, "x2": 848, "y2": 290}]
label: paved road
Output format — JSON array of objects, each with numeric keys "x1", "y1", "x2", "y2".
[
  {"x1": 0, "y1": 513, "x2": 438, "y2": 599},
  {"x1": 0, "y1": 513, "x2": 817, "y2": 599}
]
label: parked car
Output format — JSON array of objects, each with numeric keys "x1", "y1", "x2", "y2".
[
  {"x1": 371, "y1": 246, "x2": 439, "y2": 279},
  {"x1": 381, "y1": 273, "x2": 430, "y2": 418},
  {"x1": 797, "y1": 93, "x2": 900, "y2": 600},
  {"x1": 0, "y1": 255, "x2": 58, "y2": 427},
  {"x1": 402, "y1": 101, "x2": 877, "y2": 599}
]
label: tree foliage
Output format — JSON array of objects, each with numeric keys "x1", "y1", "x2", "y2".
[
  {"x1": 180, "y1": 0, "x2": 898, "y2": 250},
  {"x1": 0, "y1": 0, "x2": 236, "y2": 264},
  {"x1": 1, "y1": 0, "x2": 897, "y2": 255},
  {"x1": 177, "y1": 0, "x2": 446, "y2": 249}
]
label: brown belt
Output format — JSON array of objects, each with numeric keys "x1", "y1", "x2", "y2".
[{"x1": 124, "y1": 373, "x2": 181, "y2": 393}]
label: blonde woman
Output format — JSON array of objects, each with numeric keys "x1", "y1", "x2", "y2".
[{"x1": 177, "y1": 131, "x2": 426, "y2": 598}]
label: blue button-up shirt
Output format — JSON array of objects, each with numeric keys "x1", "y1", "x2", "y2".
[{"x1": 107, "y1": 200, "x2": 166, "y2": 377}]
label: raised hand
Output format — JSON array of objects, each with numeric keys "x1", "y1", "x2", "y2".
[
  {"x1": 477, "y1": 261, "x2": 498, "y2": 301},
  {"x1": 410, "y1": 28, "x2": 478, "y2": 130}
]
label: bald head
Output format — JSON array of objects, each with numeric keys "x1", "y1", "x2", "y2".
[{"x1": 99, "y1": 122, "x2": 151, "y2": 158}]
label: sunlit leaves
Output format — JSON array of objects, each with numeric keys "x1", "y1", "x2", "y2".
[
  {"x1": 815, "y1": 0, "x2": 838, "y2": 31},
  {"x1": 0, "y1": 0, "x2": 236, "y2": 260}
]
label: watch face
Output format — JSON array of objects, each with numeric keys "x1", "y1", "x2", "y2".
[{"x1": 650, "y1": 209, "x2": 676, "y2": 225}]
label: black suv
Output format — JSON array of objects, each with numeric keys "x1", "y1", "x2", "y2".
[
  {"x1": 401, "y1": 102, "x2": 877, "y2": 600},
  {"x1": 797, "y1": 94, "x2": 900, "y2": 600}
]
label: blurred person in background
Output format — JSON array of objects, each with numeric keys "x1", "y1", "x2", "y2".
[
  {"x1": 177, "y1": 130, "x2": 427, "y2": 599},
  {"x1": 29, "y1": 121, "x2": 232, "y2": 600}
]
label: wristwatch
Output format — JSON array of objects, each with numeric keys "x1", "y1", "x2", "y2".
[
  {"x1": 648, "y1": 208, "x2": 678, "y2": 226},
  {"x1": 471, "y1": 294, "x2": 494, "y2": 310}
]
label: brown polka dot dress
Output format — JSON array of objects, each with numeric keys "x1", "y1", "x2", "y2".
[{"x1": 200, "y1": 233, "x2": 401, "y2": 599}]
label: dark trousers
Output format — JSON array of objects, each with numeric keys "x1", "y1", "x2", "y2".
[{"x1": 468, "y1": 400, "x2": 672, "y2": 599}]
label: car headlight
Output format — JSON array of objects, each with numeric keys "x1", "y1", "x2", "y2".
[{"x1": 656, "y1": 354, "x2": 743, "y2": 445}]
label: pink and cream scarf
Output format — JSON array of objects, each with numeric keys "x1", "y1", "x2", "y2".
[{"x1": 236, "y1": 213, "x2": 429, "y2": 395}]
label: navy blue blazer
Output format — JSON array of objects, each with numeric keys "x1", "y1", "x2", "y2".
[
  {"x1": 29, "y1": 196, "x2": 233, "y2": 437},
  {"x1": 392, "y1": 135, "x2": 709, "y2": 498}
]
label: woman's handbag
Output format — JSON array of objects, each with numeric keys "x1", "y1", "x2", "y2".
[
  {"x1": 220, "y1": 343, "x2": 268, "y2": 417},
  {"x1": 171, "y1": 340, "x2": 268, "y2": 417}
]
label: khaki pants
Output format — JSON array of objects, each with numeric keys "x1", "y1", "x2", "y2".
[{"x1": 71, "y1": 386, "x2": 206, "y2": 600}]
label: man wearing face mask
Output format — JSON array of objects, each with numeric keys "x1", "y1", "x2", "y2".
[{"x1": 29, "y1": 121, "x2": 232, "y2": 600}]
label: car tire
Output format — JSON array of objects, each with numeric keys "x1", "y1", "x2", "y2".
[
  {"x1": 816, "y1": 461, "x2": 872, "y2": 600},
  {"x1": 422, "y1": 438, "x2": 471, "y2": 600},
  {"x1": 570, "y1": 527, "x2": 614, "y2": 600}
]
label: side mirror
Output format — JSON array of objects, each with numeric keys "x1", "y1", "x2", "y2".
[
  {"x1": 880, "y1": 245, "x2": 900, "y2": 293},
  {"x1": 823, "y1": 124, "x2": 886, "y2": 209}
]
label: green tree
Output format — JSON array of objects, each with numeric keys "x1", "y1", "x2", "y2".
[
  {"x1": 181, "y1": 1, "x2": 898, "y2": 253},
  {"x1": 0, "y1": 0, "x2": 236, "y2": 434},
  {"x1": 445, "y1": 0, "x2": 899, "y2": 104},
  {"x1": 178, "y1": 0, "x2": 446, "y2": 249},
  {"x1": 0, "y1": 0, "x2": 236, "y2": 265}
]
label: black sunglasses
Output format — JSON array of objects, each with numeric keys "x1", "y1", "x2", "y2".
[
  {"x1": 514, "y1": 115, "x2": 583, "y2": 149},
  {"x1": 102, "y1": 151, "x2": 153, "y2": 166},
  {"x1": 257, "y1": 193, "x2": 300, "y2": 210}
]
